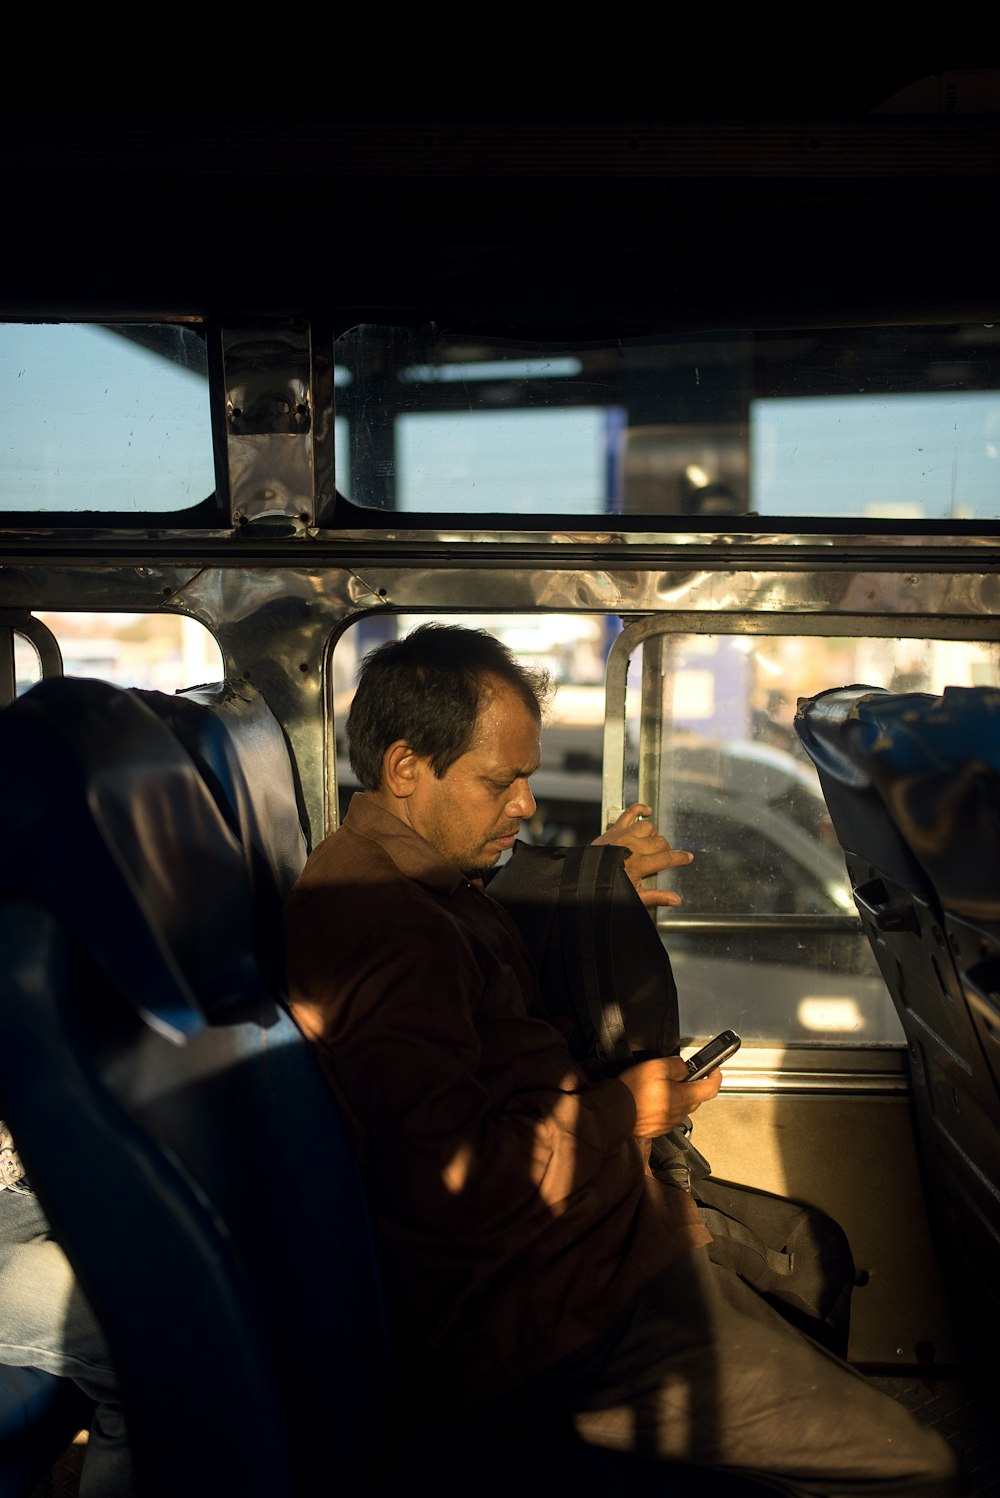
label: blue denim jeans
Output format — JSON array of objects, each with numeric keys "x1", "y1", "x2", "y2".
[{"x1": 0, "y1": 1184, "x2": 134, "y2": 1496}]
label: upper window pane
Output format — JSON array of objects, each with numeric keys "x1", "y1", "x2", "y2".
[
  {"x1": 396, "y1": 409, "x2": 616, "y2": 514},
  {"x1": 752, "y1": 392, "x2": 1000, "y2": 520},
  {"x1": 334, "y1": 322, "x2": 1000, "y2": 524},
  {"x1": 0, "y1": 324, "x2": 215, "y2": 513}
]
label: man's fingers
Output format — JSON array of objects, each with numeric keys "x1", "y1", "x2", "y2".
[
  {"x1": 684, "y1": 1068, "x2": 724, "y2": 1111},
  {"x1": 623, "y1": 801, "x2": 653, "y2": 820},
  {"x1": 605, "y1": 802, "x2": 651, "y2": 833},
  {"x1": 638, "y1": 889, "x2": 683, "y2": 909},
  {"x1": 630, "y1": 846, "x2": 694, "y2": 868}
]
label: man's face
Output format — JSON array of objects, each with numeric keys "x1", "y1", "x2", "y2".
[{"x1": 407, "y1": 679, "x2": 541, "y2": 873}]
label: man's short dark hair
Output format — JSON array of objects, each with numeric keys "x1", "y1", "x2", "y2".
[{"x1": 347, "y1": 624, "x2": 551, "y2": 791}]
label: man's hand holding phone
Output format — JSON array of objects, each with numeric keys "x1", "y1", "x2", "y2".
[{"x1": 616, "y1": 1054, "x2": 723, "y2": 1137}]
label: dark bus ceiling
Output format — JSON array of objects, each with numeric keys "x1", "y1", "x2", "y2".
[{"x1": 1, "y1": 63, "x2": 997, "y2": 337}]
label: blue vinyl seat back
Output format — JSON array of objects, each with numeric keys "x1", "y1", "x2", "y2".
[
  {"x1": 856, "y1": 683, "x2": 1000, "y2": 1100},
  {"x1": 793, "y1": 683, "x2": 987, "y2": 1071},
  {"x1": 0, "y1": 676, "x2": 267, "y2": 1040},
  {"x1": 131, "y1": 680, "x2": 309, "y2": 991},
  {"x1": 795, "y1": 683, "x2": 1000, "y2": 1359},
  {"x1": 792, "y1": 684, "x2": 932, "y2": 891},
  {"x1": 0, "y1": 1365, "x2": 91, "y2": 1498},
  {"x1": 0, "y1": 678, "x2": 387, "y2": 1498}
]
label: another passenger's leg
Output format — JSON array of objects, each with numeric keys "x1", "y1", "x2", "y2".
[
  {"x1": 547, "y1": 1246, "x2": 963, "y2": 1497},
  {"x1": 0, "y1": 1185, "x2": 134, "y2": 1497}
]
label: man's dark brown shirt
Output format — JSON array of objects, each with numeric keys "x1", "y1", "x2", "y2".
[{"x1": 284, "y1": 794, "x2": 709, "y2": 1405}]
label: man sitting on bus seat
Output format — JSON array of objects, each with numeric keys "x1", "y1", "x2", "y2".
[
  {"x1": 0, "y1": 667, "x2": 684, "y2": 1498},
  {"x1": 0, "y1": 1123, "x2": 132, "y2": 1496},
  {"x1": 284, "y1": 622, "x2": 963, "y2": 1496}
]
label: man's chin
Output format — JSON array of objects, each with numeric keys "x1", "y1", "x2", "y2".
[
  {"x1": 459, "y1": 831, "x2": 521, "y2": 876},
  {"x1": 461, "y1": 842, "x2": 513, "y2": 876}
]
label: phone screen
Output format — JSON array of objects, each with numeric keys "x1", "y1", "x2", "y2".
[{"x1": 685, "y1": 1029, "x2": 741, "y2": 1081}]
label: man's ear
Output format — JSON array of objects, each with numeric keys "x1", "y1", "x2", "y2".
[{"x1": 381, "y1": 740, "x2": 427, "y2": 800}]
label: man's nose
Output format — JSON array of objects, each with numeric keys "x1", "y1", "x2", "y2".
[{"x1": 507, "y1": 778, "x2": 536, "y2": 818}]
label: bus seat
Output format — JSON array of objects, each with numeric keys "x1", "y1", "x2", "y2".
[
  {"x1": 131, "y1": 680, "x2": 309, "y2": 990},
  {"x1": 794, "y1": 683, "x2": 1000, "y2": 1362},
  {"x1": 0, "y1": 678, "x2": 388, "y2": 1497},
  {"x1": 792, "y1": 684, "x2": 932, "y2": 893},
  {"x1": 0, "y1": 676, "x2": 267, "y2": 1039},
  {"x1": 0, "y1": 1365, "x2": 91, "y2": 1498},
  {"x1": 858, "y1": 682, "x2": 1000, "y2": 1134},
  {"x1": 792, "y1": 683, "x2": 982, "y2": 1059}
]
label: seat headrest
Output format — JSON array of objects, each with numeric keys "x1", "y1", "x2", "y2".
[
  {"x1": 1, "y1": 678, "x2": 270, "y2": 1040},
  {"x1": 133, "y1": 680, "x2": 308, "y2": 897},
  {"x1": 131, "y1": 680, "x2": 309, "y2": 990},
  {"x1": 794, "y1": 684, "x2": 932, "y2": 890},
  {"x1": 797, "y1": 683, "x2": 1000, "y2": 920}
]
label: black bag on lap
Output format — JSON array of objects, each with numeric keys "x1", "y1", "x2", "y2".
[
  {"x1": 490, "y1": 841, "x2": 681, "y2": 1070},
  {"x1": 488, "y1": 840, "x2": 856, "y2": 1358}
]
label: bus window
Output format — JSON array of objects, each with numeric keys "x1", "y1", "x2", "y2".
[
  {"x1": 13, "y1": 631, "x2": 41, "y2": 695},
  {"x1": 0, "y1": 324, "x2": 217, "y2": 520},
  {"x1": 394, "y1": 408, "x2": 620, "y2": 515},
  {"x1": 332, "y1": 321, "x2": 1000, "y2": 526},
  {"x1": 610, "y1": 629, "x2": 1000, "y2": 1049},
  {"x1": 751, "y1": 389, "x2": 1000, "y2": 521},
  {"x1": 1, "y1": 614, "x2": 63, "y2": 706},
  {"x1": 25, "y1": 612, "x2": 224, "y2": 694}
]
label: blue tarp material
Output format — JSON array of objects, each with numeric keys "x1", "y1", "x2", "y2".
[{"x1": 796, "y1": 684, "x2": 1000, "y2": 923}]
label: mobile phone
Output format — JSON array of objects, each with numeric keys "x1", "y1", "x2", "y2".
[{"x1": 684, "y1": 1029, "x2": 741, "y2": 1082}]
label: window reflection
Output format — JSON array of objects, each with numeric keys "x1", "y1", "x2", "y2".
[{"x1": 334, "y1": 322, "x2": 1000, "y2": 523}]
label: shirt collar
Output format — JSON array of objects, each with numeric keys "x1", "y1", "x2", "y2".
[{"x1": 343, "y1": 792, "x2": 469, "y2": 896}]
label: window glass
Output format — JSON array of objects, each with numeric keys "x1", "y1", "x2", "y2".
[
  {"x1": 26, "y1": 612, "x2": 224, "y2": 693},
  {"x1": 13, "y1": 632, "x2": 41, "y2": 695},
  {"x1": 334, "y1": 322, "x2": 1000, "y2": 524},
  {"x1": 751, "y1": 392, "x2": 1000, "y2": 520},
  {"x1": 396, "y1": 409, "x2": 618, "y2": 514},
  {"x1": 672, "y1": 808, "x2": 834, "y2": 917},
  {"x1": 626, "y1": 632, "x2": 1000, "y2": 1049},
  {"x1": 334, "y1": 414, "x2": 351, "y2": 498},
  {"x1": 0, "y1": 324, "x2": 215, "y2": 513}
]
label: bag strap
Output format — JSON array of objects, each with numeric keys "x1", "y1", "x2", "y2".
[
  {"x1": 695, "y1": 1207, "x2": 795, "y2": 1276},
  {"x1": 557, "y1": 845, "x2": 634, "y2": 1072}
]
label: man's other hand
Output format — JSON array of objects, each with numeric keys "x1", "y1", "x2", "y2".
[{"x1": 593, "y1": 802, "x2": 693, "y2": 909}]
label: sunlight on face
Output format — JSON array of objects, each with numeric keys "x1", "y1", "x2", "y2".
[{"x1": 410, "y1": 679, "x2": 542, "y2": 873}]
